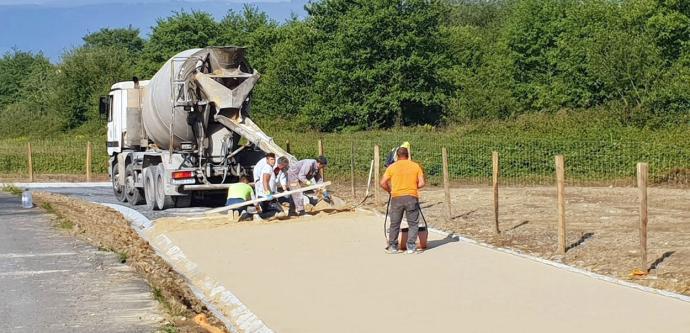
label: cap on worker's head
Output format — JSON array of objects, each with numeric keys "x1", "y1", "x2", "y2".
[
  {"x1": 317, "y1": 155, "x2": 328, "y2": 166},
  {"x1": 277, "y1": 156, "x2": 289, "y2": 166},
  {"x1": 401, "y1": 141, "x2": 410, "y2": 149}
]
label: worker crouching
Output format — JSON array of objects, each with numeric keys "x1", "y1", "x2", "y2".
[
  {"x1": 226, "y1": 175, "x2": 260, "y2": 221},
  {"x1": 379, "y1": 147, "x2": 425, "y2": 254}
]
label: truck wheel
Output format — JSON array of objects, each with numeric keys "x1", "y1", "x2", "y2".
[
  {"x1": 112, "y1": 161, "x2": 127, "y2": 203},
  {"x1": 155, "y1": 164, "x2": 175, "y2": 210},
  {"x1": 124, "y1": 164, "x2": 145, "y2": 205},
  {"x1": 143, "y1": 167, "x2": 157, "y2": 211}
]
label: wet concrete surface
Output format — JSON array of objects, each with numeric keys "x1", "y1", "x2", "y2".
[{"x1": 0, "y1": 193, "x2": 165, "y2": 332}]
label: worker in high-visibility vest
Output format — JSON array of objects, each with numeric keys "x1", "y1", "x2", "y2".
[
  {"x1": 384, "y1": 141, "x2": 411, "y2": 167},
  {"x1": 226, "y1": 175, "x2": 260, "y2": 221}
]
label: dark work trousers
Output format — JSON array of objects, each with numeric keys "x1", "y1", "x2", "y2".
[{"x1": 388, "y1": 195, "x2": 420, "y2": 250}]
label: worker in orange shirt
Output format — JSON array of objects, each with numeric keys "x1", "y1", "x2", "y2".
[{"x1": 379, "y1": 147, "x2": 425, "y2": 254}]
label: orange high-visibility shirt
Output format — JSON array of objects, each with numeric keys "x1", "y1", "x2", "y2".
[{"x1": 383, "y1": 159, "x2": 423, "y2": 198}]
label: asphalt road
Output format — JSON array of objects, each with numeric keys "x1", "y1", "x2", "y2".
[
  {"x1": 0, "y1": 192, "x2": 165, "y2": 332},
  {"x1": 22, "y1": 185, "x2": 211, "y2": 220}
]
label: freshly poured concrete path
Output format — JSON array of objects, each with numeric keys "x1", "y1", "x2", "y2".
[{"x1": 151, "y1": 210, "x2": 690, "y2": 333}]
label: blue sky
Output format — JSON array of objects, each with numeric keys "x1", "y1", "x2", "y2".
[{"x1": 0, "y1": 0, "x2": 308, "y2": 61}]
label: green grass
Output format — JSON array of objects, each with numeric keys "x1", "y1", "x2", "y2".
[
  {"x1": 39, "y1": 202, "x2": 75, "y2": 229},
  {"x1": 159, "y1": 323, "x2": 178, "y2": 333},
  {"x1": 1, "y1": 184, "x2": 22, "y2": 196},
  {"x1": 2, "y1": 113, "x2": 689, "y2": 186}
]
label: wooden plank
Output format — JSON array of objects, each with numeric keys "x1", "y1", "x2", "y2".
[
  {"x1": 442, "y1": 147, "x2": 451, "y2": 221},
  {"x1": 27, "y1": 142, "x2": 33, "y2": 183},
  {"x1": 637, "y1": 162, "x2": 648, "y2": 270},
  {"x1": 205, "y1": 181, "x2": 332, "y2": 215},
  {"x1": 493, "y1": 151, "x2": 500, "y2": 234},
  {"x1": 86, "y1": 141, "x2": 93, "y2": 182},
  {"x1": 350, "y1": 141, "x2": 356, "y2": 197},
  {"x1": 364, "y1": 160, "x2": 374, "y2": 198},
  {"x1": 374, "y1": 145, "x2": 380, "y2": 204},
  {"x1": 555, "y1": 155, "x2": 566, "y2": 254}
]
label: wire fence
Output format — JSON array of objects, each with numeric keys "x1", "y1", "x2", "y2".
[
  {"x1": 0, "y1": 138, "x2": 108, "y2": 179},
  {"x1": 278, "y1": 134, "x2": 690, "y2": 188},
  {"x1": 1, "y1": 134, "x2": 689, "y2": 187}
]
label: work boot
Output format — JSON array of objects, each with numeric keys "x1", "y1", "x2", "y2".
[
  {"x1": 385, "y1": 245, "x2": 400, "y2": 254},
  {"x1": 238, "y1": 212, "x2": 251, "y2": 222}
]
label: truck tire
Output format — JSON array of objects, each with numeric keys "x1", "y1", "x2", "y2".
[
  {"x1": 155, "y1": 164, "x2": 175, "y2": 210},
  {"x1": 124, "y1": 164, "x2": 145, "y2": 205},
  {"x1": 112, "y1": 161, "x2": 127, "y2": 203},
  {"x1": 143, "y1": 167, "x2": 157, "y2": 211}
]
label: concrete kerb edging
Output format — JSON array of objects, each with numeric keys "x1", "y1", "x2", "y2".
[
  {"x1": 99, "y1": 203, "x2": 273, "y2": 333},
  {"x1": 359, "y1": 207, "x2": 690, "y2": 304},
  {"x1": 1, "y1": 182, "x2": 111, "y2": 188}
]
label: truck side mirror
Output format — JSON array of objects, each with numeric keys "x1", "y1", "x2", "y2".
[{"x1": 99, "y1": 96, "x2": 109, "y2": 120}]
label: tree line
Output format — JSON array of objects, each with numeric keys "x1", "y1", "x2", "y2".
[{"x1": 0, "y1": 0, "x2": 688, "y2": 137}]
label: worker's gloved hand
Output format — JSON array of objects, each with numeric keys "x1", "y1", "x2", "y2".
[
  {"x1": 304, "y1": 180, "x2": 312, "y2": 186},
  {"x1": 323, "y1": 191, "x2": 332, "y2": 204}
]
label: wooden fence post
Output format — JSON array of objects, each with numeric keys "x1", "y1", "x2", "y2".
[
  {"x1": 27, "y1": 142, "x2": 34, "y2": 183},
  {"x1": 442, "y1": 147, "x2": 451, "y2": 220},
  {"x1": 318, "y1": 139, "x2": 325, "y2": 180},
  {"x1": 555, "y1": 155, "x2": 566, "y2": 254},
  {"x1": 86, "y1": 141, "x2": 93, "y2": 182},
  {"x1": 350, "y1": 141, "x2": 356, "y2": 198},
  {"x1": 374, "y1": 145, "x2": 380, "y2": 204},
  {"x1": 493, "y1": 151, "x2": 500, "y2": 234},
  {"x1": 637, "y1": 162, "x2": 648, "y2": 270},
  {"x1": 286, "y1": 140, "x2": 291, "y2": 154}
]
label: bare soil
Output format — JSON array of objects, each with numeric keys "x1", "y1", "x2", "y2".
[
  {"x1": 329, "y1": 184, "x2": 690, "y2": 297},
  {"x1": 32, "y1": 191, "x2": 228, "y2": 333}
]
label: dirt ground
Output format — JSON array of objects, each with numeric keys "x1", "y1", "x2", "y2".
[
  {"x1": 31, "y1": 192, "x2": 228, "y2": 333},
  {"x1": 327, "y1": 183, "x2": 690, "y2": 297}
]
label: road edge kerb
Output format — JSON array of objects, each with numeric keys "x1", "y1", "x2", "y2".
[
  {"x1": 1, "y1": 182, "x2": 111, "y2": 188},
  {"x1": 359, "y1": 207, "x2": 690, "y2": 304},
  {"x1": 99, "y1": 203, "x2": 274, "y2": 333}
]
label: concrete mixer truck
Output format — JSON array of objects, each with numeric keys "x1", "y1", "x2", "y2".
[{"x1": 99, "y1": 47, "x2": 296, "y2": 210}]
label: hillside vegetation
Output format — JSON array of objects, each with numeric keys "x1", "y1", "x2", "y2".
[{"x1": 0, "y1": 0, "x2": 688, "y2": 136}]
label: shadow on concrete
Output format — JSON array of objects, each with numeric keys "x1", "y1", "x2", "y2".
[{"x1": 426, "y1": 234, "x2": 460, "y2": 250}]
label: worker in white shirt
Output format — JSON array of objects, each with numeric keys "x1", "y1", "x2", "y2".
[{"x1": 254, "y1": 154, "x2": 289, "y2": 213}]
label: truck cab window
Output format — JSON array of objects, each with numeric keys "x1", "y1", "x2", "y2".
[{"x1": 108, "y1": 95, "x2": 113, "y2": 122}]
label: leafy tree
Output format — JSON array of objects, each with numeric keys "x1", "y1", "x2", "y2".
[
  {"x1": 82, "y1": 27, "x2": 145, "y2": 54},
  {"x1": 252, "y1": 19, "x2": 318, "y2": 126},
  {"x1": 299, "y1": 0, "x2": 450, "y2": 130},
  {"x1": 214, "y1": 5, "x2": 282, "y2": 71},
  {"x1": 138, "y1": 11, "x2": 219, "y2": 77},
  {"x1": 499, "y1": 0, "x2": 570, "y2": 112},
  {"x1": 57, "y1": 46, "x2": 136, "y2": 129},
  {"x1": 0, "y1": 50, "x2": 51, "y2": 108}
]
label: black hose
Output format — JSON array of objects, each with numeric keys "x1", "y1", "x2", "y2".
[{"x1": 383, "y1": 196, "x2": 429, "y2": 246}]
